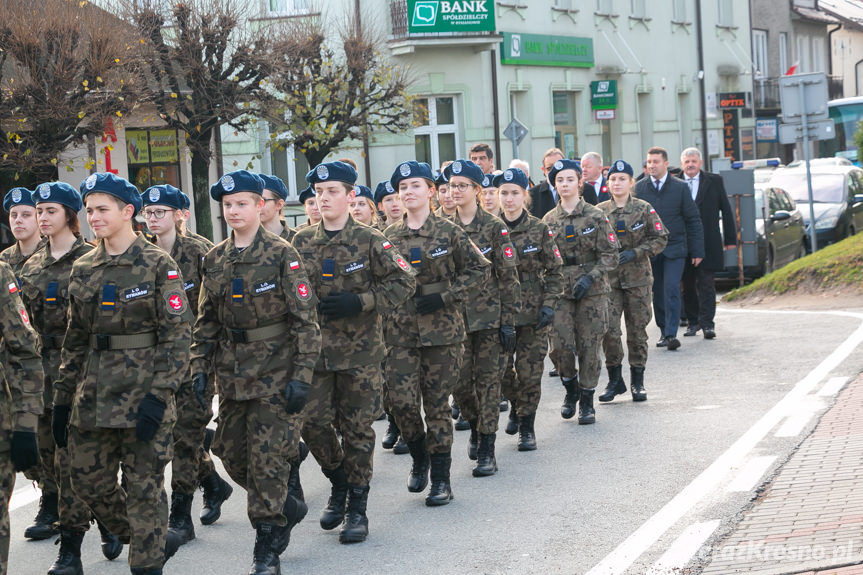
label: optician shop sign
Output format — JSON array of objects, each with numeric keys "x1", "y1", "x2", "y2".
[
  {"x1": 500, "y1": 32, "x2": 594, "y2": 68},
  {"x1": 408, "y1": 1, "x2": 495, "y2": 33}
]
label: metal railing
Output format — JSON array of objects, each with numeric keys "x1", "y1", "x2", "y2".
[{"x1": 754, "y1": 74, "x2": 845, "y2": 110}]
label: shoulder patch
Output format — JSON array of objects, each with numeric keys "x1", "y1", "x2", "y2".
[
  {"x1": 165, "y1": 290, "x2": 187, "y2": 315},
  {"x1": 548, "y1": 229, "x2": 554, "y2": 237},
  {"x1": 503, "y1": 245, "x2": 515, "y2": 260},
  {"x1": 290, "y1": 260, "x2": 300, "y2": 271},
  {"x1": 500, "y1": 228, "x2": 508, "y2": 236},
  {"x1": 168, "y1": 270, "x2": 179, "y2": 280},
  {"x1": 395, "y1": 256, "x2": 409, "y2": 271},
  {"x1": 8, "y1": 282, "x2": 17, "y2": 294},
  {"x1": 655, "y1": 221, "x2": 663, "y2": 231},
  {"x1": 608, "y1": 232, "x2": 616, "y2": 244},
  {"x1": 295, "y1": 280, "x2": 312, "y2": 301},
  {"x1": 19, "y1": 307, "x2": 31, "y2": 328},
  {"x1": 554, "y1": 247, "x2": 561, "y2": 259},
  {"x1": 382, "y1": 240, "x2": 393, "y2": 250}
]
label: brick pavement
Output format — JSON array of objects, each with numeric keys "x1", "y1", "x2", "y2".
[{"x1": 701, "y1": 374, "x2": 863, "y2": 575}]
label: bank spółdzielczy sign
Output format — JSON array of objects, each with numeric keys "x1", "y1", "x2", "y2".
[
  {"x1": 408, "y1": 0, "x2": 495, "y2": 33},
  {"x1": 590, "y1": 81, "x2": 618, "y2": 110},
  {"x1": 500, "y1": 32, "x2": 594, "y2": 68}
]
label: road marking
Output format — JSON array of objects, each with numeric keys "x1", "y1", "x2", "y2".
[
  {"x1": 775, "y1": 411, "x2": 815, "y2": 437},
  {"x1": 646, "y1": 520, "x2": 720, "y2": 575},
  {"x1": 725, "y1": 456, "x2": 777, "y2": 492},
  {"x1": 586, "y1": 309, "x2": 863, "y2": 575},
  {"x1": 818, "y1": 376, "x2": 849, "y2": 396}
]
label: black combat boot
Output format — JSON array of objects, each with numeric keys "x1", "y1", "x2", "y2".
[
  {"x1": 392, "y1": 434, "x2": 409, "y2": 454},
  {"x1": 129, "y1": 569, "x2": 162, "y2": 575},
  {"x1": 47, "y1": 528, "x2": 84, "y2": 575},
  {"x1": 467, "y1": 424, "x2": 478, "y2": 461},
  {"x1": 381, "y1": 415, "x2": 399, "y2": 449},
  {"x1": 405, "y1": 437, "x2": 430, "y2": 493},
  {"x1": 96, "y1": 519, "x2": 123, "y2": 560},
  {"x1": 271, "y1": 492, "x2": 308, "y2": 555},
  {"x1": 287, "y1": 441, "x2": 309, "y2": 502},
  {"x1": 249, "y1": 523, "x2": 280, "y2": 575},
  {"x1": 450, "y1": 399, "x2": 460, "y2": 420},
  {"x1": 560, "y1": 376, "x2": 579, "y2": 420},
  {"x1": 630, "y1": 366, "x2": 647, "y2": 402},
  {"x1": 339, "y1": 485, "x2": 370, "y2": 544},
  {"x1": 319, "y1": 463, "x2": 348, "y2": 530},
  {"x1": 504, "y1": 408, "x2": 518, "y2": 435},
  {"x1": 199, "y1": 470, "x2": 233, "y2": 525},
  {"x1": 425, "y1": 453, "x2": 453, "y2": 507},
  {"x1": 472, "y1": 433, "x2": 498, "y2": 477},
  {"x1": 454, "y1": 412, "x2": 470, "y2": 431},
  {"x1": 165, "y1": 491, "x2": 195, "y2": 559},
  {"x1": 578, "y1": 388, "x2": 596, "y2": 425},
  {"x1": 24, "y1": 491, "x2": 59, "y2": 540},
  {"x1": 499, "y1": 395, "x2": 509, "y2": 412},
  {"x1": 598, "y1": 365, "x2": 627, "y2": 402},
  {"x1": 517, "y1": 413, "x2": 537, "y2": 451}
]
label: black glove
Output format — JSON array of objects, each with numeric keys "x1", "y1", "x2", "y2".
[
  {"x1": 499, "y1": 325, "x2": 516, "y2": 354},
  {"x1": 536, "y1": 306, "x2": 555, "y2": 330},
  {"x1": 572, "y1": 275, "x2": 594, "y2": 300},
  {"x1": 414, "y1": 293, "x2": 445, "y2": 315},
  {"x1": 192, "y1": 372, "x2": 208, "y2": 410},
  {"x1": 10, "y1": 430, "x2": 38, "y2": 472},
  {"x1": 52, "y1": 404, "x2": 71, "y2": 448},
  {"x1": 618, "y1": 250, "x2": 637, "y2": 265},
  {"x1": 135, "y1": 393, "x2": 166, "y2": 442},
  {"x1": 320, "y1": 291, "x2": 363, "y2": 320},
  {"x1": 284, "y1": 379, "x2": 310, "y2": 415}
]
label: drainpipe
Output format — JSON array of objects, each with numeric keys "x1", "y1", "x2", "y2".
[
  {"x1": 490, "y1": 48, "x2": 502, "y2": 166},
  {"x1": 827, "y1": 23, "x2": 842, "y2": 95},
  {"x1": 696, "y1": 0, "x2": 710, "y2": 169}
]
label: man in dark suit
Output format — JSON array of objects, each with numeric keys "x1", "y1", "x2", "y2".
[
  {"x1": 580, "y1": 152, "x2": 609, "y2": 205},
  {"x1": 679, "y1": 147, "x2": 736, "y2": 339},
  {"x1": 529, "y1": 147, "x2": 564, "y2": 219},
  {"x1": 635, "y1": 146, "x2": 704, "y2": 351}
]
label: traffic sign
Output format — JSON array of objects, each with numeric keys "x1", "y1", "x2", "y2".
[
  {"x1": 779, "y1": 73, "x2": 829, "y2": 123},
  {"x1": 778, "y1": 119, "x2": 834, "y2": 145},
  {"x1": 503, "y1": 118, "x2": 529, "y2": 145}
]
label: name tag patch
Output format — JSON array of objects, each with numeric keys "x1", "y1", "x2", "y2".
[
  {"x1": 430, "y1": 246, "x2": 449, "y2": 258},
  {"x1": 344, "y1": 261, "x2": 365, "y2": 274},
  {"x1": 522, "y1": 244, "x2": 539, "y2": 254},
  {"x1": 124, "y1": 285, "x2": 150, "y2": 301},
  {"x1": 632, "y1": 221, "x2": 644, "y2": 231},
  {"x1": 183, "y1": 281, "x2": 195, "y2": 292},
  {"x1": 582, "y1": 226, "x2": 596, "y2": 235},
  {"x1": 254, "y1": 280, "x2": 277, "y2": 294},
  {"x1": 480, "y1": 246, "x2": 493, "y2": 255}
]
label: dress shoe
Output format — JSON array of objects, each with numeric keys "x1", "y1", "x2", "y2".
[
  {"x1": 666, "y1": 336, "x2": 681, "y2": 351},
  {"x1": 656, "y1": 336, "x2": 667, "y2": 348},
  {"x1": 684, "y1": 324, "x2": 700, "y2": 336},
  {"x1": 454, "y1": 413, "x2": 470, "y2": 431},
  {"x1": 680, "y1": 318, "x2": 689, "y2": 327},
  {"x1": 549, "y1": 368, "x2": 558, "y2": 377},
  {"x1": 703, "y1": 327, "x2": 716, "y2": 339}
]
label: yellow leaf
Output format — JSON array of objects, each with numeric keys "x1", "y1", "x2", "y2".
[
  {"x1": 115, "y1": 58, "x2": 120, "y2": 63},
  {"x1": 82, "y1": 79, "x2": 88, "y2": 87},
  {"x1": 96, "y1": 76, "x2": 102, "y2": 83},
  {"x1": 116, "y1": 111, "x2": 123, "y2": 117},
  {"x1": 50, "y1": 158, "x2": 58, "y2": 165},
  {"x1": 78, "y1": 111, "x2": 86, "y2": 119},
  {"x1": 170, "y1": 92, "x2": 177, "y2": 99}
]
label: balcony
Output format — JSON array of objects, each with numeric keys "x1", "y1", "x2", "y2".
[
  {"x1": 754, "y1": 74, "x2": 845, "y2": 111},
  {"x1": 388, "y1": 0, "x2": 501, "y2": 55}
]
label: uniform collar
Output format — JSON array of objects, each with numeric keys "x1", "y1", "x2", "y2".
[
  {"x1": 90, "y1": 232, "x2": 149, "y2": 267},
  {"x1": 225, "y1": 225, "x2": 266, "y2": 263},
  {"x1": 310, "y1": 213, "x2": 358, "y2": 245}
]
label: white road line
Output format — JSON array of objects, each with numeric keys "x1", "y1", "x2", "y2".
[
  {"x1": 585, "y1": 309, "x2": 863, "y2": 575},
  {"x1": 774, "y1": 411, "x2": 815, "y2": 437},
  {"x1": 725, "y1": 456, "x2": 777, "y2": 492},
  {"x1": 818, "y1": 376, "x2": 850, "y2": 396},
  {"x1": 646, "y1": 520, "x2": 720, "y2": 575}
]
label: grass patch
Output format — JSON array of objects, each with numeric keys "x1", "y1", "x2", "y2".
[{"x1": 725, "y1": 232, "x2": 863, "y2": 301}]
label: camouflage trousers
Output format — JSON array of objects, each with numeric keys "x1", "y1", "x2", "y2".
[
  {"x1": 501, "y1": 325, "x2": 549, "y2": 417},
  {"x1": 387, "y1": 344, "x2": 462, "y2": 454},
  {"x1": 22, "y1": 411, "x2": 57, "y2": 494},
  {"x1": 603, "y1": 285, "x2": 653, "y2": 368},
  {"x1": 549, "y1": 295, "x2": 608, "y2": 390},
  {"x1": 68, "y1": 423, "x2": 173, "y2": 570},
  {"x1": 56, "y1": 442, "x2": 96, "y2": 530},
  {"x1": 171, "y1": 379, "x2": 215, "y2": 494},
  {"x1": 455, "y1": 329, "x2": 504, "y2": 434},
  {"x1": 0, "y1": 449, "x2": 13, "y2": 575},
  {"x1": 214, "y1": 396, "x2": 299, "y2": 527},
  {"x1": 302, "y1": 364, "x2": 382, "y2": 487}
]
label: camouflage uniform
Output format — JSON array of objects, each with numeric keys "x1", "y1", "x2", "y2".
[
  {"x1": 542, "y1": 200, "x2": 617, "y2": 390},
  {"x1": 19, "y1": 236, "x2": 94, "y2": 531},
  {"x1": 598, "y1": 197, "x2": 668, "y2": 367},
  {"x1": 279, "y1": 225, "x2": 296, "y2": 243},
  {"x1": 0, "y1": 238, "x2": 46, "y2": 277},
  {"x1": 292, "y1": 216, "x2": 415, "y2": 487},
  {"x1": 54, "y1": 233, "x2": 192, "y2": 570},
  {"x1": 0, "y1": 261, "x2": 44, "y2": 575},
  {"x1": 191, "y1": 226, "x2": 320, "y2": 527},
  {"x1": 453, "y1": 209, "x2": 520, "y2": 435},
  {"x1": 499, "y1": 213, "x2": 563, "y2": 416}
]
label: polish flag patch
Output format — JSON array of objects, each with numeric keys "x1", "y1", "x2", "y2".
[
  {"x1": 167, "y1": 270, "x2": 179, "y2": 280},
  {"x1": 382, "y1": 241, "x2": 393, "y2": 250},
  {"x1": 7, "y1": 282, "x2": 17, "y2": 294},
  {"x1": 290, "y1": 261, "x2": 300, "y2": 270},
  {"x1": 548, "y1": 230, "x2": 554, "y2": 237},
  {"x1": 500, "y1": 229, "x2": 508, "y2": 236},
  {"x1": 649, "y1": 208, "x2": 656, "y2": 214}
]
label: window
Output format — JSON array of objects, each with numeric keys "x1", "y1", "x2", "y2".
[
  {"x1": 554, "y1": 0, "x2": 573, "y2": 8},
  {"x1": 552, "y1": 92, "x2": 578, "y2": 159},
  {"x1": 753, "y1": 30, "x2": 768, "y2": 78},
  {"x1": 673, "y1": 0, "x2": 687, "y2": 22},
  {"x1": 718, "y1": 0, "x2": 733, "y2": 27},
  {"x1": 631, "y1": 0, "x2": 645, "y2": 18},
  {"x1": 266, "y1": 0, "x2": 308, "y2": 16},
  {"x1": 414, "y1": 96, "x2": 458, "y2": 169},
  {"x1": 812, "y1": 37, "x2": 825, "y2": 73},
  {"x1": 797, "y1": 35, "x2": 810, "y2": 73},
  {"x1": 596, "y1": 0, "x2": 613, "y2": 15},
  {"x1": 779, "y1": 33, "x2": 788, "y2": 75},
  {"x1": 126, "y1": 129, "x2": 182, "y2": 190}
]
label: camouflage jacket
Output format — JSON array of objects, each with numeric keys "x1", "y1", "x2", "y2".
[
  {"x1": 543, "y1": 199, "x2": 618, "y2": 299},
  {"x1": 454, "y1": 208, "x2": 521, "y2": 330},
  {"x1": 163, "y1": 235, "x2": 211, "y2": 318},
  {"x1": 54, "y1": 233, "x2": 192, "y2": 428},
  {"x1": 384, "y1": 211, "x2": 490, "y2": 347},
  {"x1": 0, "y1": 261, "x2": 43, "y2": 446},
  {"x1": 293, "y1": 215, "x2": 416, "y2": 370},
  {"x1": 503, "y1": 212, "x2": 564, "y2": 326},
  {"x1": 0, "y1": 238, "x2": 47, "y2": 277},
  {"x1": 598, "y1": 196, "x2": 669, "y2": 289},
  {"x1": 279, "y1": 224, "x2": 296, "y2": 243},
  {"x1": 192, "y1": 227, "x2": 321, "y2": 399},
  {"x1": 19, "y1": 235, "x2": 94, "y2": 409}
]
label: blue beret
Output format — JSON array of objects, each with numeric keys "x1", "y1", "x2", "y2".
[
  {"x1": 3, "y1": 187, "x2": 36, "y2": 213},
  {"x1": 299, "y1": 185, "x2": 315, "y2": 204},
  {"x1": 210, "y1": 170, "x2": 264, "y2": 201},
  {"x1": 443, "y1": 159, "x2": 484, "y2": 186},
  {"x1": 259, "y1": 174, "x2": 289, "y2": 200},
  {"x1": 548, "y1": 159, "x2": 582, "y2": 187},
  {"x1": 81, "y1": 173, "x2": 142, "y2": 216},
  {"x1": 142, "y1": 184, "x2": 185, "y2": 210},
  {"x1": 178, "y1": 190, "x2": 191, "y2": 210},
  {"x1": 480, "y1": 174, "x2": 495, "y2": 189},
  {"x1": 353, "y1": 185, "x2": 374, "y2": 202},
  {"x1": 493, "y1": 168, "x2": 530, "y2": 190},
  {"x1": 33, "y1": 182, "x2": 83, "y2": 212},
  {"x1": 435, "y1": 171, "x2": 448, "y2": 187},
  {"x1": 607, "y1": 159, "x2": 634, "y2": 178},
  {"x1": 306, "y1": 161, "x2": 357, "y2": 186},
  {"x1": 390, "y1": 161, "x2": 434, "y2": 190},
  {"x1": 374, "y1": 180, "x2": 396, "y2": 204}
]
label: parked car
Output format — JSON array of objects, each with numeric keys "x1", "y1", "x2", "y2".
[{"x1": 768, "y1": 165, "x2": 863, "y2": 252}]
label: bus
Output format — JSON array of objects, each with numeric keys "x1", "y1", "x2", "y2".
[{"x1": 820, "y1": 96, "x2": 863, "y2": 164}]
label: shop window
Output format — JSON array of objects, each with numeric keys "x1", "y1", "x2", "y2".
[
  {"x1": 126, "y1": 129, "x2": 182, "y2": 190},
  {"x1": 552, "y1": 91, "x2": 579, "y2": 159}
]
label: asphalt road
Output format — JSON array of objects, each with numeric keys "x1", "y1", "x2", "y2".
[{"x1": 8, "y1": 304, "x2": 863, "y2": 575}]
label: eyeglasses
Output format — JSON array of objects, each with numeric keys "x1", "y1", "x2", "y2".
[
  {"x1": 141, "y1": 208, "x2": 173, "y2": 220},
  {"x1": 450, "y1": 183, "x2": 475, "y2": 192},
  {"x1": 263, "y1": 198, "x2": 281, "y2": 204}
]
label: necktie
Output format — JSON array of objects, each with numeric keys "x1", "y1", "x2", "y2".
[
  {"x1": 688, "y1": 178, "x2": 696, "y2": 200},
  {"x1": 588, "y1": 181, "x2": 596, "y2": 187},
  {"x1": 654, "y1": 179, "x2": 661, "y2": 191}
]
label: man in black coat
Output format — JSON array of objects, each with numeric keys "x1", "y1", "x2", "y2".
[
  {"x1": 635, "y1": 146, "x2": 705, "y2": 351},
  {"x1": 679, "y1": 147, "x2": 736, "y2": 339},
  {"x1": 529, "y1": 147, "x2": 564, "y2": 219},
  {"x1": 580, "y1": 151, "x2": 610, "y2": 205}
]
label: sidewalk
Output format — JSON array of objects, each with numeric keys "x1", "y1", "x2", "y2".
[{"x1": 700, "y1": 374, "x2": 863, "y2": 575}]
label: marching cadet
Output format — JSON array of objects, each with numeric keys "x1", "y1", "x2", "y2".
[
  {"x1": 374, "y1": 180, "x2": 403, "y2": 228},
  {"x1": 51, "y1": 172, "x2": 193, "y2": 575},
  {"x1": 596, "y1": 160, "x2": 668, "y2": 403},
  {"x1": 444, "y1": 159, "x2": 520, "y2": 477},
  {"x1": 259, "y1": 174, "x2": 296, "y2": 242},
  {"x1": 350, "y1": 185, "x2": 382, "y2": 229},
  {"x1": 176, "y1": 191, "x2": 209, "y2": 245},
  {"x1": 192, "y1": 170, "x2": 320, "y2": 575},
  {"x1": 542, "y1": 160, "x2": 618, "y2": 425},
  {"x1": 384, "y1": 160, "x2": 488, "y2": 506},
  {"x1": 139, "y1": 185, "x2": 232, "y2": 555},
  {"x1": 293, "y1": 161, "x2": 415, "y2": 544},
  {"x1": 495, "y1": 169, "x2": 563, "y2": 451},
  {"x1": 18, "y1": 182, "x2": 123, "y2": 574},
  {"x1": 0, "y1": 259, "x2": 43, "y2": 575},
  {"x1": 479, "y1": 174, "x2": 501, "y2": 218},
  {"x1": 296, "y1": 185, "x2": 321, "y2": 231},
  {"x1": 433, "y1": 173, "x2": 457, "y2": 219}
]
